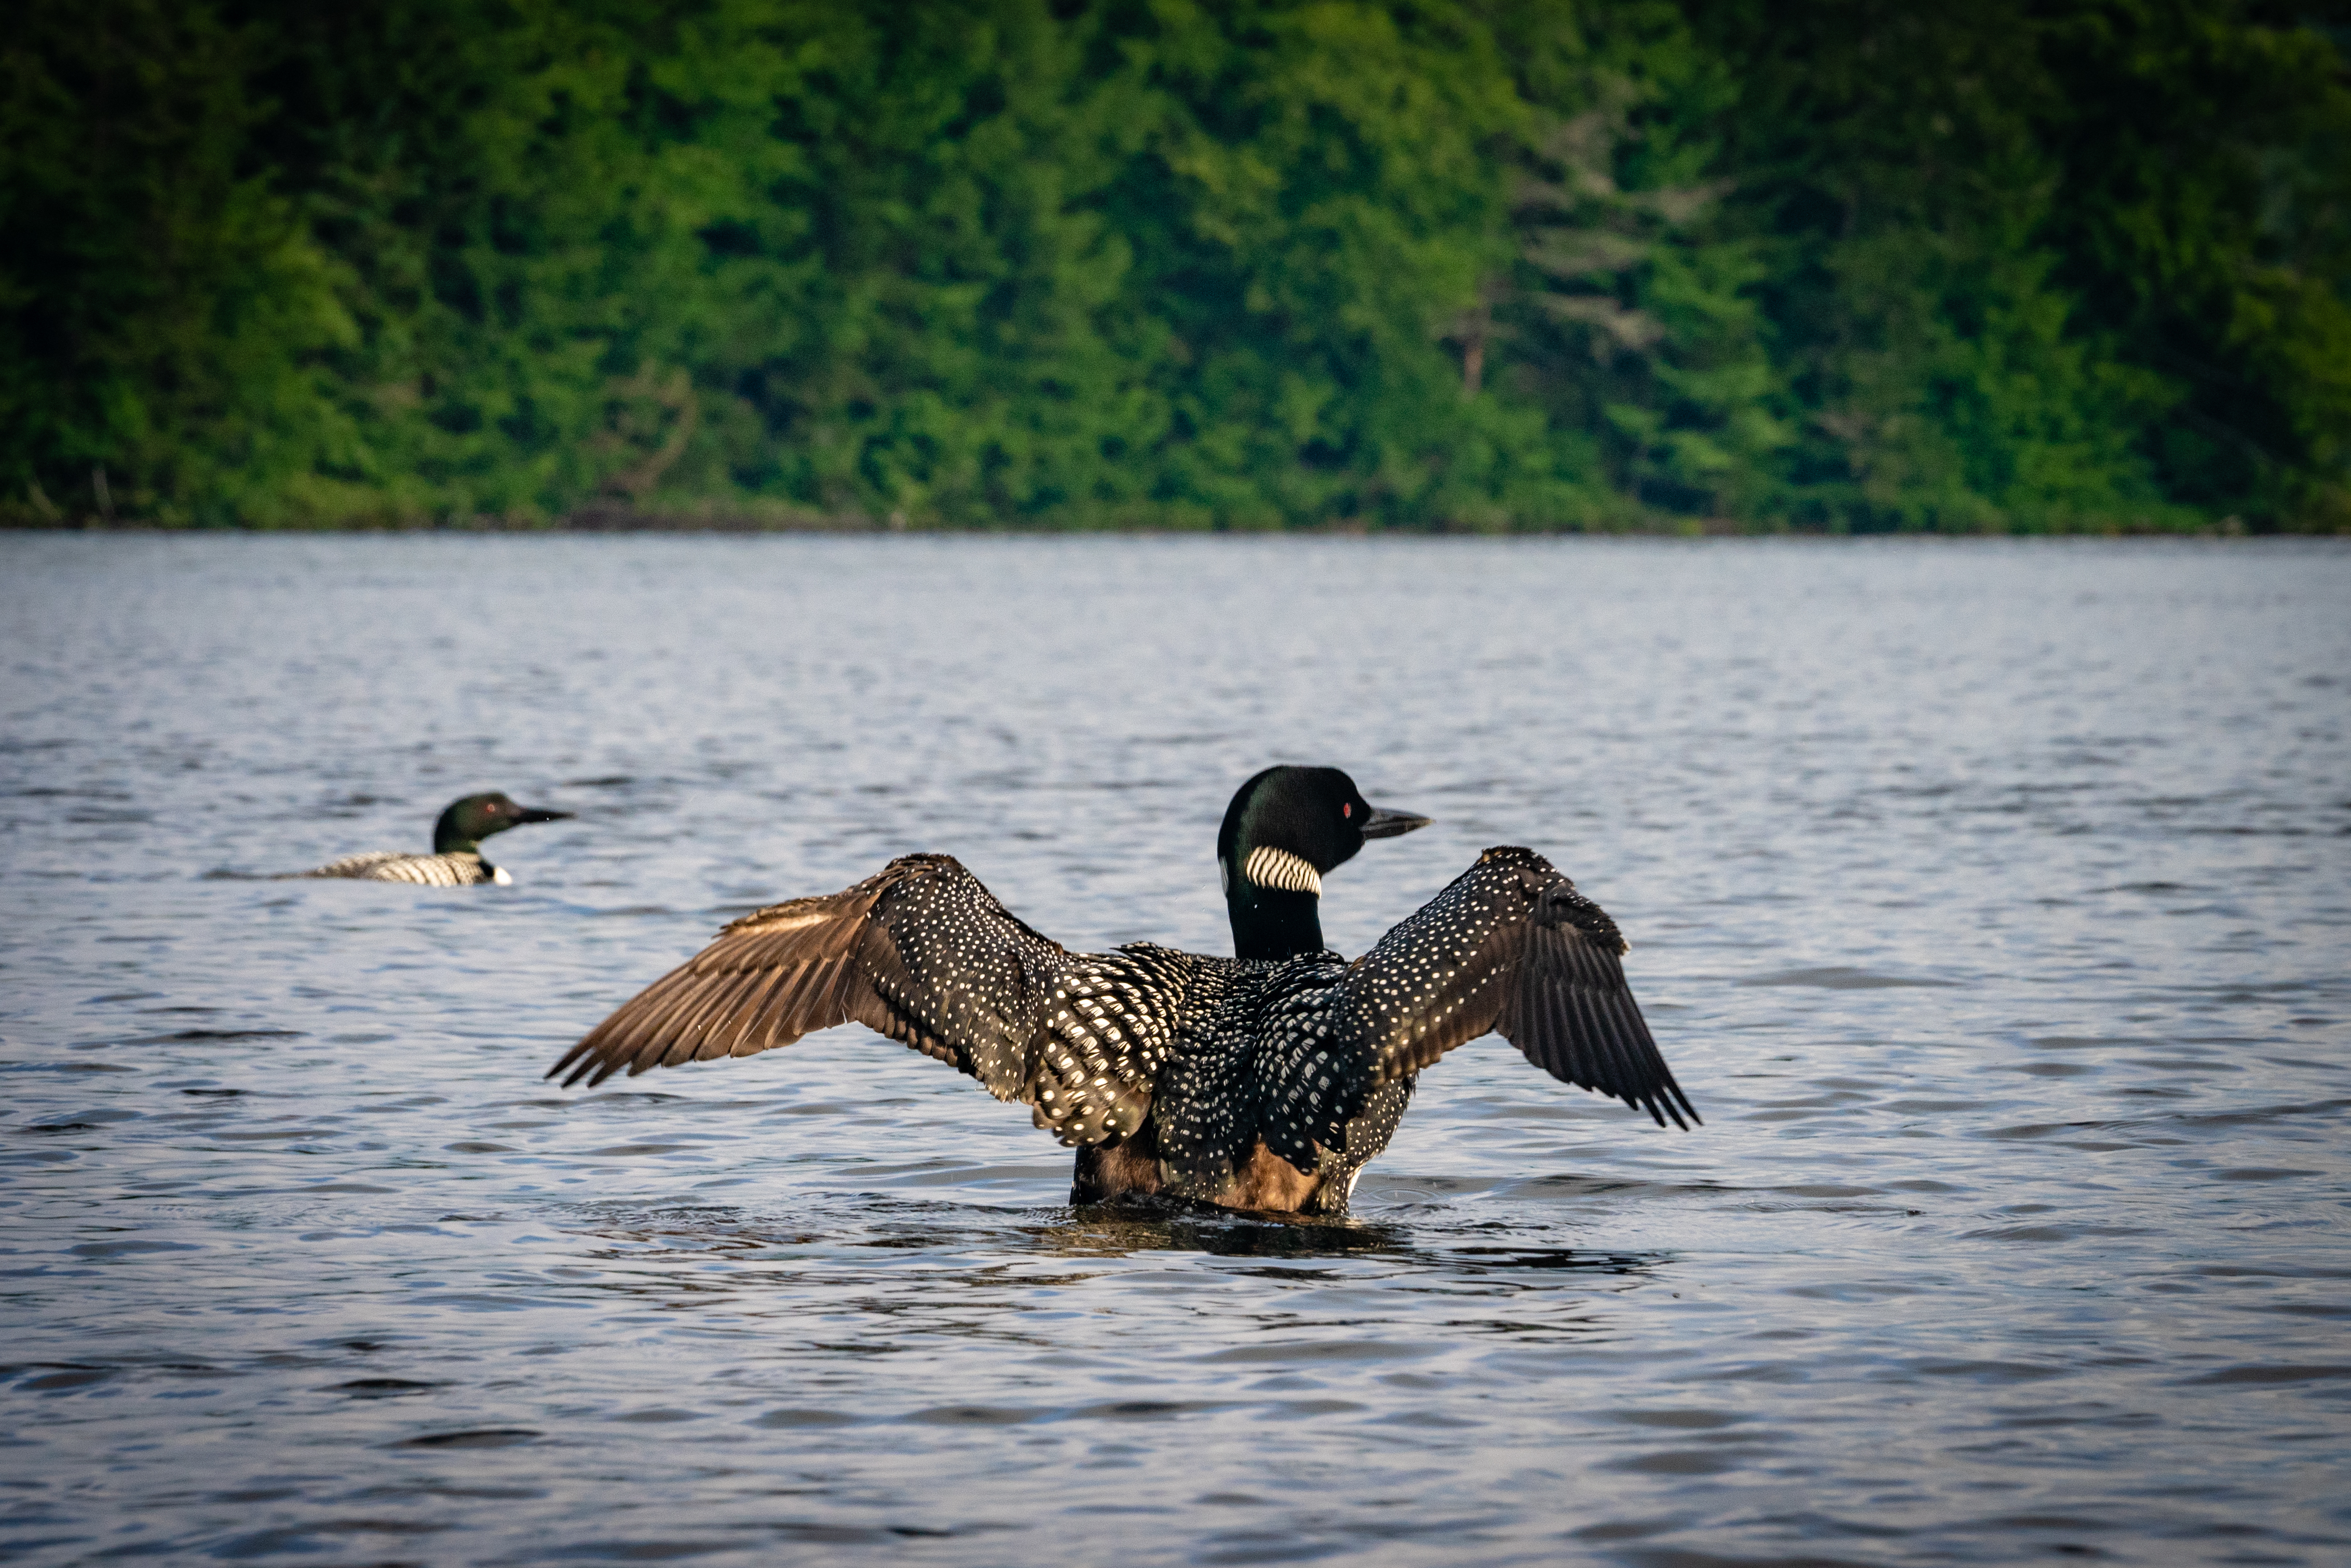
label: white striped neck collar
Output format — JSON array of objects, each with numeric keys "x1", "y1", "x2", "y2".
[{"x1": 1241, "y1": 844, "x2": 1322, "y2": 897}]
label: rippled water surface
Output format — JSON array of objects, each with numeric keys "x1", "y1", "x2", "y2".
[{"x1": 4, "y1": 533, "x2": 2348, "y2": 1566}]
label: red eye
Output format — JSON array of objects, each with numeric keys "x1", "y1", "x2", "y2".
[{"x1": 1342, "y1": 802, "x2": 1352, "y2": 820}]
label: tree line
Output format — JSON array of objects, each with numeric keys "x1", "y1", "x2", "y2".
[{"x1": 4, "y1": 0, "x2": 2346, "y2": 531}]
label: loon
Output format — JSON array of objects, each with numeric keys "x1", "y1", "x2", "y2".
[
  {"x1": 549, "y1": 766, "x2": 1695, "y2": 1215},
  {"x1": 289, "y1": 792, "x2": 572, "y2": 887}
]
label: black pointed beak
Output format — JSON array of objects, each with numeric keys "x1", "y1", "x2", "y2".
[
  {"x1": 515, "y1": 806, "x2": 572, "y2": 825},
  {"x1": 1360, "y1": 805, "x2": 1431, "y2": 839}
]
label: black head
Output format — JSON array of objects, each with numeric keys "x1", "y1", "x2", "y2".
[
  {"x1": 1217, "y1": 766, "x2": 1429, "y2": 960},
  {"x1": 432, "y1": 792, "x2": 573, "y2": 855}
]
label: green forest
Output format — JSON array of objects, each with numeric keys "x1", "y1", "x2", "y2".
[{"x1": 5, "y1": 0, "x2": 2347, "y2": 531}]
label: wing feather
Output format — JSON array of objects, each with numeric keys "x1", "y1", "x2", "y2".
[
  {"x1": 732, "y1": 960, "x2": 826, "y2": 1054},
  {"x1": 748, "y1": 957, "x2": 850, "y2": 1057},
  {"x1": 599, "y1": 969, "x2": 718, "y2": 1073},
  {"x1": 549, "y1": 855, "x2": 1075, "y2": 1095},
  {"x1": 704, "y1": 966, "x2": 791, "y2": 1061},
  {"x1": 657, "y1": 974, "x2": 756, "y2": 1069},
  {"x1": 1321, "y1": 847, "x2": 1696, "y2": 1129}
]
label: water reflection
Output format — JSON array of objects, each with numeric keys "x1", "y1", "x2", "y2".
[{"x1": 1039, "y1": 1196, "x2": 1413, "y2": 1259}]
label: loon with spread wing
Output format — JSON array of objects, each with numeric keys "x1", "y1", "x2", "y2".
[{"x1": 549, "y1": 766, "x2": 1696, "y2": 1214}]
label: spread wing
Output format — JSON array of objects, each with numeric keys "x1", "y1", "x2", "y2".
[
  {"x1": 547, "y1": 854, "x2": 1072, "y2": 1097},
  {"x1": 1364, "y1": 846, "x2": 1694, "y2": 1124},
  {"x1": 1258, "y1": 847, "x2": 1696, "y2": 1170}
]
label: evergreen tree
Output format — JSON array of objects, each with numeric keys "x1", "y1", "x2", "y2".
[{"x1": 3, "y1": 0, "x2": 2343, "y2": 529}]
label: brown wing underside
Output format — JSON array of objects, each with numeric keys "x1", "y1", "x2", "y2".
[{"x1": 546, "y1": 855, "x2": 1069, "y2": 1095}]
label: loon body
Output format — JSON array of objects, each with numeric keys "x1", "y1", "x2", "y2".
[
  {"x1": 290, "y1": 792, "x2": 570, "y2": 886},
  {"x1": 300, "y1": 849, "x2": 513, "y2": 887},
  {"x1": 551, "y1": 767, "x2": 1695, "y2": 1215}
]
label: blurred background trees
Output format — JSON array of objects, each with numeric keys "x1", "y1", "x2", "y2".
[{"x1": 3, "y1": 0, "x2": 2344, "y2": 530}]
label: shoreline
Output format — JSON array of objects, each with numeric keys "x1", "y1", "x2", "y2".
[{"x1": 3, "y1": 519, "x2": 2334, "y2": 541}]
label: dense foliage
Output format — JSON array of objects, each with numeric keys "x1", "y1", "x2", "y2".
[{"x1": 4, "y1": 0, "x2": 2346, "y2": 530}]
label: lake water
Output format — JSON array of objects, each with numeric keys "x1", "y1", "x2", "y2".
[{"x1": 3, "y1": 532, "x2": 2347, "y2": 1566}]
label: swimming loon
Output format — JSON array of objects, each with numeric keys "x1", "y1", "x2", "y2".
[
  {"x1": 289, "y1": 792, "x2": 572, "y2": 886},
  {"x1": 549, "y1": 766, "x2": 1695, "y2": 1215}
]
